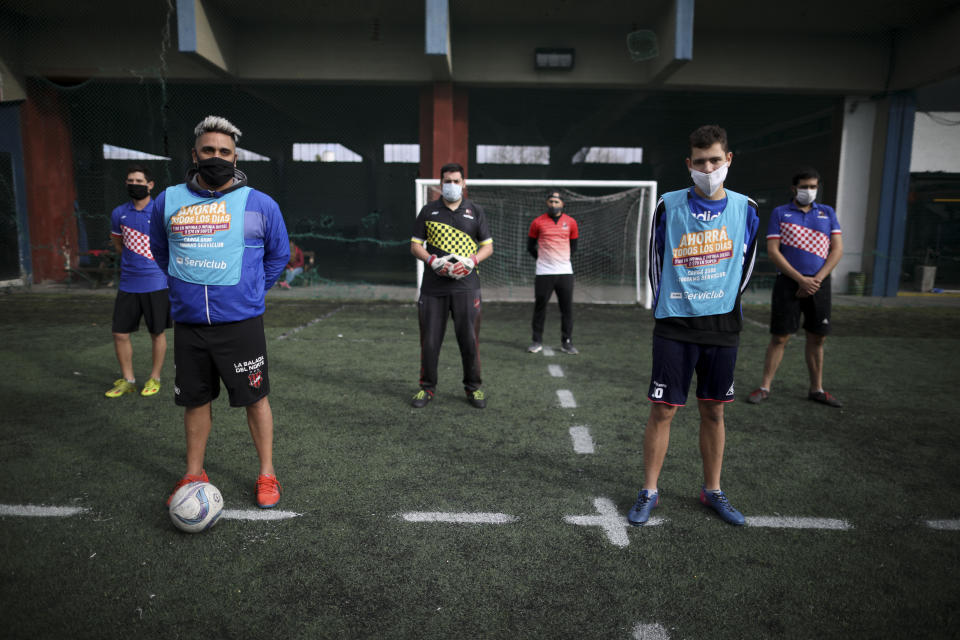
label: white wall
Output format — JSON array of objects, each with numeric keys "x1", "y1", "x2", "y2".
[
  {"x1": 910, "y1": 112, "x2": 960, "y2": 173},
  {"x1": 834, "y1": 97, "x2": 878, "y2": 293}
]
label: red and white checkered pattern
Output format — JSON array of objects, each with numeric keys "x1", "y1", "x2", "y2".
[
  {"x1": 122, "y1": 225, "x2": 154, "y2": 260},
  {"x1": 779, "y1": 222, "x2": 830, "y2": 259}
]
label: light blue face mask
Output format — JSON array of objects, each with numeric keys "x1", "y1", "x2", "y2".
[{"x1": 442, "y1": 182, "x2": 463, "y2": 202}]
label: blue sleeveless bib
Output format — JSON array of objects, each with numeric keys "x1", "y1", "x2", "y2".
[
  {"x1": 163, "y1": 184, "x2": 251, "y2": 286},
  {"x1": 654, "y1": 189, "x2": 748, "y2": 319}
]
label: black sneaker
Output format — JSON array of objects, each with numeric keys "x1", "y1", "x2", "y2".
[
  {"x1": 411, "y1": 389, "x2": 433, "y2": 408},
  {"x1": 560, "y1": 340, "x2": 579, "y2": 355},
  {"x1": 466, "y1": 389, "x2": 486, "y2": 409},
  {"x1": 808, "y1": 390, "x2": 842, "y2": 407}
]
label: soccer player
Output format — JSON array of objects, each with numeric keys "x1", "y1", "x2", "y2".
[
  {"x1": 526, "y1": 190, "x2": 580, "y2": 354},
  {"x1": 105, "y1": 165, "x2": 171, "y2": 398},
  {"x1": 628, "y1": 124, "x2": 759, "y2": 527},
  {"x1": 746, "y1": 168, "x2": 844, "y2": 407},
  {"x1": 410, "y1": 162, "x2": 494, "y2": 409},
  {"x1": 150, "y1": 115, "x2": 290, "y2": 509}
]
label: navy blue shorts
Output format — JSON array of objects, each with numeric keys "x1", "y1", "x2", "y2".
[{"x1": 647, "y1": 335, "x2": 738, "y2": 406}]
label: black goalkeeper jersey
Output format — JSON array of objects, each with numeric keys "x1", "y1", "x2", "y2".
[{"x1": 412, "y1": 198, "x2": 493, "y2": 294}]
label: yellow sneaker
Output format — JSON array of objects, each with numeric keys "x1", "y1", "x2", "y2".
[
  {"x1": 105, "y1": 379, "x2": 136, "y2": 398},
  {"x1": 141, "y1": 378, "x2": 161, "y2": 397}
]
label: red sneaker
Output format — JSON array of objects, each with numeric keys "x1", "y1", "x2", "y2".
[
  {"x1": 166, "y1": 470, "x2": 209, "y2": 506},
  {"x1": 256, "y1": 473, "x2": 282, "y2": 508}
]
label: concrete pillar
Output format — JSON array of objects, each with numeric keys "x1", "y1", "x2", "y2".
[
  {"x1": 419, "y1": 82, "x2": 468, "y2": 181},
  {"x1": 870, "y1": 91, "x2": 916, "y2": 296},
  {"x1": 834, "y1": 96, "x2": 878, "y2": 293}
]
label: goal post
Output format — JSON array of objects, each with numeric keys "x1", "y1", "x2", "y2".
[{"x1": 415, "y1": 179, "x2": 657, "y2": 307}]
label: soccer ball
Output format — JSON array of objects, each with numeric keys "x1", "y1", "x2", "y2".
[{"x1": 169, "y1": 482, "x2": 224, "y2": 533}]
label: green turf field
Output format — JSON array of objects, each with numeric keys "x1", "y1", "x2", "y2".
[{"x1": 1, "y1": 293, "x2": 959, "y2": 639}]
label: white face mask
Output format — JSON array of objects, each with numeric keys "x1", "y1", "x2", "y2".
[
  {"x1": 795, "y1": 188, "x2": 817, "y2": 206},
  {"x1": 690, "y1": 164, "x2": 728, "y2": 197},
  {"x1": 441, "y1": 182, "x2": 463, "y2": 203}
]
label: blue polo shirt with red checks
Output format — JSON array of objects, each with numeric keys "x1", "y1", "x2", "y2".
[
  {"x1": 111, "y1": 200, "x2": 168, "y2": 293},
  {"x1": 766, "y1": 201, "x2": 841, "y2": 276}
]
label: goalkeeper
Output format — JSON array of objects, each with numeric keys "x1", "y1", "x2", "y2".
[
  {"x1": 526, "y1": 190, "x2": 580, "y2": 354},
  {"x1": 410, "y1": 162, "x2": 494, "y2": 409}
]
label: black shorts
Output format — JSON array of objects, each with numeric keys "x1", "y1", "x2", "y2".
[
  {"x1": 173, "y1": 315, "x2": 270, "y2": 408},
  {"x1": 112, "y1": 289, "x2": 172, "y2": 334},
  {"x1": 770, "y1": 274, "x2": 832, "y2": 336},
  {"x1": 648, "y1": 334, "x2": 738, "y2": 406}
]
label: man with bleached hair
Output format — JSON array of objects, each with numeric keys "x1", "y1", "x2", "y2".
[{"x1": 150, "y1": 115, "x2": 290, "y2": 509}]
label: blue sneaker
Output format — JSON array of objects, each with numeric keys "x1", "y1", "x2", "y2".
[
  {"x1": 627, "y1": 489, "x2": 660, "y2": 526},
  {"x1": 700, "y1": 487, "x2": 745, "y2": 525}
]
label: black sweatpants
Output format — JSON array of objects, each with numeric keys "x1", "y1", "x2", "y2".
[
  {"x1": 531, "y1": 274, "x2": 574, "y2": 343},
  {"x1": 418, "y1": 291, "x2": 483, "y2": 393}
]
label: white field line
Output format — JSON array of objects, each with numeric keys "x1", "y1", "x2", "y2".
[
  {"x1": 548, "y1": 364, "x2": 564, "y2": 377},
  {"x1": 745, "y1": 516, "x2": 852, "y2": 530},
  {"x1": 926, "y1": 519, "x2": 960, "y2": 530},
  {"x1": 401, "y1": 512, "x2": 518, "y2": 524},
  {"x1": 633, "y1": 622, "x2": 670, "y2": 640},
  {"x1": 557, "y1": 389, "x2": 577, "y2": 408},
  {"x1": 0, "y1": 504, "x2": 88, "y2": 517},
  {"x1": 568, "y1": 426, "x2": 595, "y2": 454},
  {"x1": 542, "y1": 346, "x2": 556, "y2": 356},
  {"x1": 743, "y1": 315, "x2": 767, "y2": 329},
  {"x1": 222, "y1": 509, "x2": 302, "y2": 521},
  {"x1": 277, "y1": 305, "x2": 344, "y2": 340},
  {"x1": 564, "y1": 497, "x2": 662, "y2": 547}
]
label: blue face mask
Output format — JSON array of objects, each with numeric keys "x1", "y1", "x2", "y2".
[{"x1": 442, "y1": 182, "x2": 463, "y2": 203}]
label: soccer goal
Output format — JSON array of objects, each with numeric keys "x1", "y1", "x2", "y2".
[{"x1": 415, "y1": 179, "x2": 657, "y2": 306}]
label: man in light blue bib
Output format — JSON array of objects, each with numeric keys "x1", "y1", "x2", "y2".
[
  {"x1": 627, "y1": 125, "x2": 760, "y2": 527},
  {"x1": 150, "y1": 116, "x2": 290, "y2": 510}
]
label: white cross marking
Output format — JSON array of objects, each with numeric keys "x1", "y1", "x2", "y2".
[
  {"x1": 548, "y1": 364, "x2": 564, "y2": 377},
  {"x1": 564, "y1": 497, "x2": 661, "y2": 547}
]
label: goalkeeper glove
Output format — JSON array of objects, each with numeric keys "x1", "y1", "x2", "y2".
[
  {"x1": 428, "y1": 254, "x2": 453, "y2": 277},
  {"x1": 447, "y1": 254, "x2": 477, "y2": 279}
]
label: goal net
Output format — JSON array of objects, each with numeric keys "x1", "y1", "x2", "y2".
[{"x1": 415, "y1": 179, "x2": 657, "y2": 306}]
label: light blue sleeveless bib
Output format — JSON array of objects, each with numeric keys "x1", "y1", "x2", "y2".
[
  {"x1": 163, "y1": 184, "x2": 251, "y2": 286},
  {"x1": 654, "y1": 189, "x2": 748, "y2": 318}
]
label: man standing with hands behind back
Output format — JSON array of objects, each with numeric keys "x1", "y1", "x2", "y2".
[
  {"x1": 627, "y1": 125, "x2": 759, "y2": 527},
  {"x1": 526, "y1": 190, "x2": 580, "y2": 355},
  {"x1": 151, "y1": 115, "x2": 290, "y2": 509}
]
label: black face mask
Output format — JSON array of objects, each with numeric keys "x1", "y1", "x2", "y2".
[
  {"x1": 196, "y1": 157, "x2": 236, "y2": 189},
  {"x1": 547, "y1": 206, "x2": 562, "y2": 217},
  {"x1": 127, "y1": 184, "x2": 150, "y2": 200}
]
